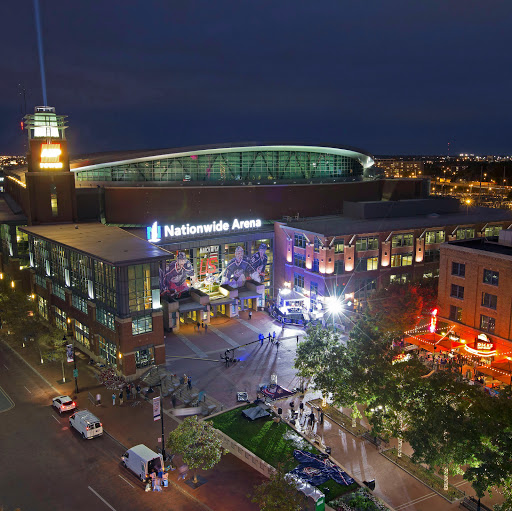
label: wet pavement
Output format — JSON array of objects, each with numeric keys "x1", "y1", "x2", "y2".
[{"x1": 1, "y1": 309, "x2": 505, "y2": 510}]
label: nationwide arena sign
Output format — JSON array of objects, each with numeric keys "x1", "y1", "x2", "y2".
[{"x1": 147, "y1": 218, "x2": 262, "y2": 242}]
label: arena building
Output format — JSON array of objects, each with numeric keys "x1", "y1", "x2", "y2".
[{"x1": 5, "y1": 106, "x2": 508, "y2": 377}]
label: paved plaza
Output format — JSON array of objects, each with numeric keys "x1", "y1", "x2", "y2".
[{"x1": 1, "y1": 310, "x2": 504, "y2": 510}]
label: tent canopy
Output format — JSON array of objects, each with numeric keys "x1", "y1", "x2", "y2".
[{"x1": 242, "y1": 405, "x2": 271, "y2": 421}]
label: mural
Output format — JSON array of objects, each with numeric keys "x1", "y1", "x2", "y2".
[
  {"x1": 159, "y1": 252, "x2": 194, "y2": 300},
  {"x1": 159, "y1": 243, "x2": 269, "y2": 300}
]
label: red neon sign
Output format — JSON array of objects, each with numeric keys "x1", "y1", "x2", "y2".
[{"x1": 199, "y1": 256, "x2": 218, "y2": 275}]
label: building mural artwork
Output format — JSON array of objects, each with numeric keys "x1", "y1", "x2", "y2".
[{"x1": 159, "y1": 252, "x2": 194, "y2": 299}]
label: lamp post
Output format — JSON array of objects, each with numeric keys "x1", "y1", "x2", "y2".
[{"x1": 148, "y1": 383, "x2": 167, "y2": 462}]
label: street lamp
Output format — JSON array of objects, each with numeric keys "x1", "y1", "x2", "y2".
[{"x1": 147, "y1": 383, "x2": 167, "y2": 462}]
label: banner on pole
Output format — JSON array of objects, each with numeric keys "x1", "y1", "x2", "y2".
[
  {"x1": 153, "y1": 396, "x2": 161, "y2": 421},
  {"x1": 66, "y1": 344, "x2": 74, "y2": 363}
]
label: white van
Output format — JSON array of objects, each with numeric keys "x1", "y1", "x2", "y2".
[
  {"x1": 121, "y1": 444, "x2": 164, "y2": 481},
  {"x1": 69, "y1": 410, "x2": 103, "y2": 439}
]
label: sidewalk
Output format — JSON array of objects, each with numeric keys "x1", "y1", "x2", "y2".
[{"x1": 3, "y1": 335, "x2": 265, "y2": 511}]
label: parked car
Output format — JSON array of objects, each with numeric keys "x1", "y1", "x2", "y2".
[
  {"x1": 121, "y1": 444, "x2": 164, "y2": 481},
  {"x1": 52, "y1": 395, "x2": 76, "y2": 414}
]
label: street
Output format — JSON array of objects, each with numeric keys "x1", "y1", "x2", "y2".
[{"x1": 0, "y1": 341, "x2": 202, "y2": 511}]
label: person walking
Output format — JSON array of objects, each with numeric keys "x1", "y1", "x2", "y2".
[
  {"x1": 119, "y1": 389, "x2": 124, "y2": 406},
  {"x1": 299, "y1": 401, "x2": 304, "y2": 416},
  {"x1": 171, "y1": 395, "x2": 177, "y2": 408},
  {"x1": 96, "y1": 393, "x2": 101, "y2": 406},
  {"x1": 201, "y1": 322, "x2": 204, "y2": 330},
  {"x1": 248, "y1": 310, "x2": 252, "y2": 320},
  {"x1": 196, "y1": 321, "x2": 200, "y2": 331},
  {"x1": 188, "y1": 377, "x2": 192, "y2": 390},
  {"x1": 309, "y1": 410, "x2": 316, "y2": 429},
  {"x1": 183, "y1": 374, "x2": 188, "y2": 386},
  {"x1": 136, "y1": 384, "x2": 141, "y2": 398},
  {"x1": 260, "y1": 334, "x2": 264, "y2": 345},
  {"x1": 126, "y1": 385, "x2": 131, "y2": 401},
  {"x1": 112, "y1": 392, "x2": 116, "y2": 406},
  {"x1": 272, "y1": 331, "x2": 276, "y2": 342},
  {"x1": 268, "y1": 332, "x2": 272, "y2": 344},
  {"x1": 204, "y1": 323, "x2": 208, "y2": 332}
]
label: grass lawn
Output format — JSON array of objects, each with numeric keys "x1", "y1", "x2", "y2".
[
  {"x1": 207, "y1": 404, "x2": 358, "y2": 502},
  {"x1": 381, "y1": 448, "x2": 465, "y2": 502}
]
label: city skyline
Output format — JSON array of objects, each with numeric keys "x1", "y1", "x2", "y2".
[{"x1": 1, "y1": 1, "x2": 512, "y2": 156}]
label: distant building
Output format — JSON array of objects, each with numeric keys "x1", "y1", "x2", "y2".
[{"x1": 376, "y1": 159, "x2": 424, "y2": 178}]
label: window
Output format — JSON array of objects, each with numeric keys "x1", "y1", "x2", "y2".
[
  {"x1": 456, "y1": 228, "x2": 475, "y2": 240},
  {"x1": 451, "y1": 262, "x2": 465, "y2": 277},
  {"x1": 392, "y1": 233, "x2": 413, "y2": 248},
  {"x1": 50, "y1": 184, "x2": 58, "y2": 217},
  {"x1": 97, "y1": 307, "x2": 115, "y2": 330},
  {"x1": 37, "y1": 296, "x2": 48, "y2": 320},
  {"x1": 390, "y1": 274, "x2": 409, "y2": 285},
  {"x1": 334, "y1": 241, "x2": 344, "y2": 253},
  {"x1": 484, "y1": 226, "x2": 502, "y2": 238},
  {"x1": 483, "y1": 269, "x2": 499, "y2": 287},
  {"x1": 55, "y1": 306, "x2": 67, "y2": 331},
  {"x1": 425, "y1": 230, "x2": 445, "y2": 244},
  {"x1": 132, "y1": 314, "x2": 153, "y2": 335},
  {"x1": 128, "y1": 264, "x2": 152, "y2": 312},
  {"x1": 294, "y1": 233, "x2": 306, "y2": 249},
  {"x1": 98, "y1": 335, "x2": 117, "y2": 366},
  {"x1": 391, "y1": 253, "x2": 412, "y2": 267},
  {"x1": 356, "y1": 236, "x2": 379, "y2": 251},
  {"x1": 314, "y1": 237, "x2": 321, "y2": 253},
  {"x1": 74, "y1": 320, "x2": 90, "y2": 349},
  {"x1": 310, "y1": 281, "x2": 318, "y2": 298},
  {"x1": 355, "y1": 278, "x2": 377, "y2": 299},
  {"x1": 52, "y1": 283, "x2": 66, "y2": 301},
  {"x1": 480, "y1": 314, "x2": 496, "y2": 333},
  {"x1": 334, "y1": 259, "x2": 345, "y2": 274},
  {"x1": 424, "y1": 249, "x2": 440, "y2": 263},
  {"x1": 357, "y1": 257, "x2": 378, "y2": 271},
  {"x1": 482, "y1": 292, "x2": 497, "y2": 310},
  {"x1": 449, "y1": 305, "x2": 462, "y2": 322},
  {"x1": 293, "y1": 253, "x2": 306, "y2": 268},
  {"x1": 94, "y1": 260, "x2": 116, "y2": 309},
  {"x1": 135, "y1": 345, "x2": 155, "y2": 369},
  {"x1": 72, "y1": 294, "x2": 88, "y2": 314},
  {"x1": 450, "y1": 284, "x2": 464, "y2": 300},
  {"x1": 35, "y1": 274, "x2": 46, "y2": 289},
  {"x1": 294, "y1": 273, "x2": 304, "y2": 292},
  {"x1": 312, "y1": 258, "x2": 320, "y2": 272}
]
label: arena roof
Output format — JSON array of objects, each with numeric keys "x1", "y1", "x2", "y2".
[{"x1": 70, "y1": 143, "x2": 374, "y2": 171}]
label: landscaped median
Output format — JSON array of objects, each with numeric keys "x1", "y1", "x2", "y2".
[
  {"x1": 381, "y1": 448, "x2": 465, "y2": 503},
  {"x1": 206, "y1": 404, "x2": 363, "y2": 505}
]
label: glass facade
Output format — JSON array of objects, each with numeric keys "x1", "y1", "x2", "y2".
[
  {"x1": 98, "y1": 335, "x2": 117, "y2": 366},
  {"x1": 132, "y1": 314, "x2": 153, "y2": 335},
  {"x1": 128, "y1": 264, "x2": 152, "y2": 312},
  {"x1": 135, "y1": 345, "x2": 155, "y2": 368},
  {"x1": 74, "y1": 320, "x2": 90, "y2": 349},
  {"x1": 75, "y1": 147, "x2": 370, "y2": 184}
]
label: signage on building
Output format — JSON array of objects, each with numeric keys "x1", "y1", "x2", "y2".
[
  {"x1": 40, "y1": 143, "x2": 63, "y2": 169},
  {"x1": 147, "y1": 218, "x2": 262, "y2": 243},
  {"x1": 464, "y1": 333, "x2": 497, "y2": 357}
]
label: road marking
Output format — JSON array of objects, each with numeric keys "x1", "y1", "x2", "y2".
[
  {"x1": 118, "y1": 475, "x2": 134, "y2": 488},
  {"x1": 3, "y1": 364, "x2": 8, "y2": 370},
  {"x1": 23, "y1": 385, "x2": 32, "y2": 394},
  {"x1": 208, "y1": 325, "x2": 245, "y2": 350},
  {"x1": 1, "y1": 340, "x2": 60, "y2": 394},
  {"x1": 51, "y1": 414, "x2": 60, "y2": 423},
  {"x1": 175, "y1": 333, "x2": 207, "y2": 358},
  {"x1": 0, "y1": 385, "x2": 14, "y2": 413},
  {"x1": 236, "y1": 317, "x2": 261, "y2": 334},
  {"x1": 88, "y1": 486, "x2": 117, "y2": 511}
]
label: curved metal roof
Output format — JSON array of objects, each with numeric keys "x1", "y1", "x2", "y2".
[{"x1": 71, "y1": 143, "x2": 374, "y2": 171}]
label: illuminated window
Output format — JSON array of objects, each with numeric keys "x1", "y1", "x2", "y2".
[
  {"x1": 128, "y1": 264, "x2": 152, "y2": 312},
  {"x1": 480, "y1": 314, "x2": 495, "y2": 333},
  {"x1": 334, "y1": 241, "x2": 344, "y2": 253},
  {"x1": 456, "y1": 228, "x2": 475, "y2": 240},
  {"x1": 356, "y1": 237, "x2": 379, "y2": 251},
  {"x1": 449, "y1": 305, "x2": 462, "y2": 322},
  {"x1": 483, "y1": 269, "x2": 499, "y2": 286},
  {"x1": 425, "y1": 230, "x2": 445, "y2": 244},
  {"x1": 50, "y1": 184, "x2": 58, "y2": 217},
  {"x1": 294, "y1": 273, "x2": 304, "y2": 292},
  {"x1": 132, "y1": 314, "x2": 153, "y2": 335},
  {"x1": 392, "y1": 233, "x2": 413, "y2": 248},
  {"x1": 484, "y1": 226, "x2": 502, "y2": 238},
  {"x1": 293, "y1": 253, "x2": 306, "y2": 268},
  {"x1": 294, "y1": 234, "x2": 306, "y2": 249}
]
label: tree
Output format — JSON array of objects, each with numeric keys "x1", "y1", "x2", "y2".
[
  {"x1": 38, "y1": 328, "x2": 70, "y2": 381},
  {"x1": 494, "y1": 478, "x2": 512, "y2": 511},
  {"x1": 406, "y1": 373, "x2": 482, "y2": 491},
  {"x1": 366, "y1": 282, "x2": 423, "y2": 336},
  {"x1": 166, "y1": 415, "x2": 224, "y2": 483},
  {"x1": 250, "y1": 463, "x2": 307, "y2": 511}
]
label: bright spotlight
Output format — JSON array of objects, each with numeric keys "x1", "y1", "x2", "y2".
[{"x1": 326, "y1": 296, "x2": 343, "y2": 315}]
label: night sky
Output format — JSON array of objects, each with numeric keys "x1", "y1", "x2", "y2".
[{"x1": 2, "y1": 1, "x2": 511, "y2": 156}]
